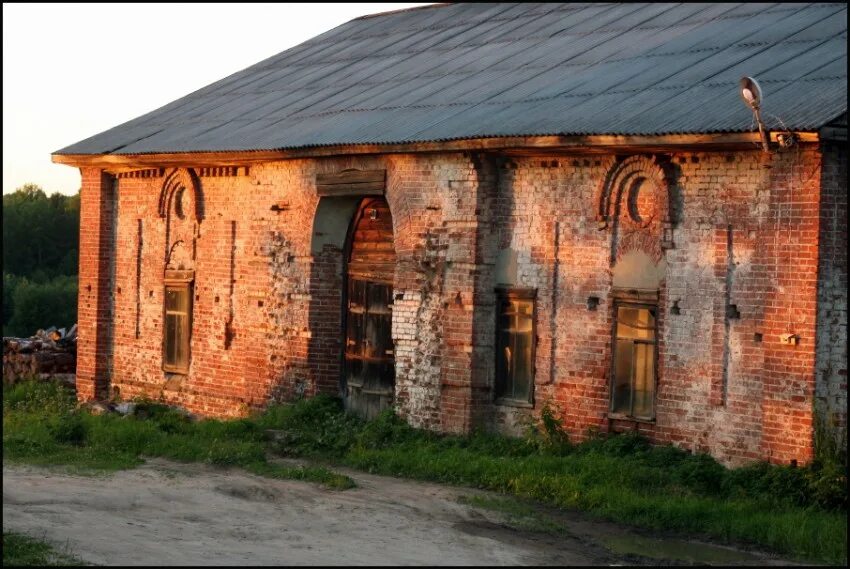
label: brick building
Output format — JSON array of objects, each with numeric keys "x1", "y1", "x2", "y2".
[{"x1": 54, "y1": 3, "x2": 846, "y2": 465}]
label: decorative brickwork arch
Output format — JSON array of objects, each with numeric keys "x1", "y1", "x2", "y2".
[
  {"x1": 596, "y1": 156, "x2": 675, "y2": 264},
  {"x1": 158, "y1": 168, "x2": 203, "y2": 221},
  {"x1": 158, "y1": 168, "x2": 203, "y2": 271}
]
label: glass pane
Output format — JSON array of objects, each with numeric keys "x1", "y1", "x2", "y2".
[
  {"x1": 612, "y1": 339, "x2": 632, "y2": 414},
  {"x1": 496, "y1": 296, "x2": 534, "y2": 402},
  {"x1": 176, "y1": 289, "x2": 189, "y2": 313},
  {"x1": 166, "y1": 288, "x2": 179, "y2": 312},
  {"x1": 166, "y1": 287, "x2": 189, "y2": 314},
  {"x1": 495, "y1": 329, "x2": 510, "y2": 398},
  {"x1": 174, "y1": 314, "x2": 186, "y2": 367},
  {"x1": 500, "y1": 299, "x2": 518, "y2": 318},
  {"x1": 633, "y1": 343, "x2": 655, "y2": 418},
  {"x1": 515, "y1": 300, "x2": 533, "y2": 332},
  {"x1": 165, "y1": 313, "x2": 179, "y2": 365},
  {"x1": 616, "y1": 306, "x2": 655, "y2": 340},
  {"x1": 512, "y1": 330, "x2": 532, "y2": 401}
]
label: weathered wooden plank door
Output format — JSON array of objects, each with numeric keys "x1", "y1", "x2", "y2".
[{"x1": 344, "y1": 197, "x2": 395, "y2": 419}]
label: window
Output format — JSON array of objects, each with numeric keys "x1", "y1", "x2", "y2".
[
  {"x1": 611, "y1": 302, "x2": 657, "y2": 420},
  {"x1": 495, "y1": 288, "x2": 535, "y2": 404},
  {"x1": 163, "y1": 279, "x2": 192, "y2": 373}
]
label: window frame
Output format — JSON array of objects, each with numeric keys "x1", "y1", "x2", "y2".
[
  {"x1": 162, "y1": 271, "x2": 194, "y2": 375},
  {"x1": 494, "y1": 286, "x2": 536, "y2": 407},
  {"x1": 609, "y1": 294, "x2": 659, "y2": 422}
]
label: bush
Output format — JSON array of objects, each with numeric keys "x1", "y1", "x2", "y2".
[
  {"x1": 355, "y1": 408, "x2": 419, "y2": 450},
  {"x1": 258, "y1": 394, "x2": 363, "y2": 457},
  {"x1": 674, "y1": 453, "x2": 726, "y2": 494}
]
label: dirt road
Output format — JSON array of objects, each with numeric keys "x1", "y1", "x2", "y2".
[{"x1": 3, "y1": 459, "x2": 800, "y2": 566}]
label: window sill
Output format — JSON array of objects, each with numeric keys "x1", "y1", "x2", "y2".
[
  {"x1": 495, "y1": 397, "x2": 534, "y2": 409},
  {"x1": 608, "y1": 413, "x2": 655, "y2": 424},
  {"x1": 163, "y1": 369, "x2": 188, "y2": 378}
]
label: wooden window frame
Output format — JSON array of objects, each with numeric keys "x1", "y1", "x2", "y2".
[
  {"x1": 162, "y1": 271, "x2": 194, "y2": 375},
  {"x1": 494, "y1": 287, "x2": 536, "y2": 407},
  {"x1": 609, "y1": 295, "x2": 659, "y2": 422}
]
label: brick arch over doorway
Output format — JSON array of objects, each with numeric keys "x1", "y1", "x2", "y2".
[{"x1": 306, "y1": 194, "x2": 397, "y2": 409}]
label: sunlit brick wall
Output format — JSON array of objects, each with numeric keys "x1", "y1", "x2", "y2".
[{"x1": 76, "y1": 143, "x2": 839, "y2": 465}]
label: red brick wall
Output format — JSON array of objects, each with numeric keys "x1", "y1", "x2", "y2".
[
  {"x1": 76, "y1": 168, "x2": 116, "y2": 401},
  {"x1": 487, "y1": 149, "x2": 826, "y2": 465},
  {"x1": 75, "y1": 144, "x2": 839, "y2": 465}
]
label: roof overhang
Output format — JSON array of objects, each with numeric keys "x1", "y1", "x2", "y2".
[{"x1": 52, "y1": 131, "x2": 821, "y2": 172}]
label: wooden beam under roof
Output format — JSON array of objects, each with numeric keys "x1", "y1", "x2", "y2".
[{"x1": 52, "y1": 131, "x2": 820, "y2": 171}]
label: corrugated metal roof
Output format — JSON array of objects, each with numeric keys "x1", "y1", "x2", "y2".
[{"x1": 55, "y1": 2, "x2": 847, "y2": 155}]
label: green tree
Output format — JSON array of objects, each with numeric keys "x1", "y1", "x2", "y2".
[
  {"x1": 7, "y1": 276, "x2": 78, "y2": 336},
  {"x1": 2, "y1": 184, "x2": 80, "y2": 280},
  {"x1": 3, "y1": 183, "x2": 80, "y2": 336}
]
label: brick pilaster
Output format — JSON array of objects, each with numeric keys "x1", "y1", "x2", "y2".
[{"x1": 76, "y1": 168, "x2": 116, "y2": 401}]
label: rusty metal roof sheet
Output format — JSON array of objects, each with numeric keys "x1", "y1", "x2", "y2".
[{"x1": 55, "y1": 2, "x2": 847, "y2": 155}]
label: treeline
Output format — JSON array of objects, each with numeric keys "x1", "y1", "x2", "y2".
[{"x1": 3, "y1": 184, "x2": 79, "y2": 337}]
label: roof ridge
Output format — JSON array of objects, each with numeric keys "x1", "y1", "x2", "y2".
[{"x1": 354, "y1": 2, "x2": 450, "y2": 20}]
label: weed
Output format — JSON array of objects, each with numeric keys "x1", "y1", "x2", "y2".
[{"x1": 522, "y1": 400, "x2": 572, "y2": 456}]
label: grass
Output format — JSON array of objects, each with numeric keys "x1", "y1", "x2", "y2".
[
  {"x1": 2, "y1": 381, "x2": 354, "y2": 490},
  {"x1": 258, "y1": 394, "x2": 847, "y2": 564},
  {"x1": 2, "y1": 532, "x2": 86, "y2": 566},
  {"x1": 3, "y1": 382, "x2": 846, "y2": 564}
]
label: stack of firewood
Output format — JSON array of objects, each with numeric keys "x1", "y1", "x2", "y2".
[{"x1": 3, "y1": 325, "x2": 77, "y2": 386}]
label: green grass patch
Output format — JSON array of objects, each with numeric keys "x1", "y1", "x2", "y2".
[
  {"x1": 4, "y1": 383, "x2": 846, "y2": 564},
  {"x1": 2, "y1": 532, "x2": 87, "y2": 566},
  {"x1": 2, "y1": 381, "x2": 354, "y2": 490}
]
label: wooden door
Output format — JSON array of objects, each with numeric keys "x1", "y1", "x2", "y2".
[{"x1": 344, "y1": 197, "x2": 395, "y2": 419}]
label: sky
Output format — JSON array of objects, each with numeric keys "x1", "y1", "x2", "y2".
[{"x1": 2, "y1": 2, "x2": 427, "y2": 195}]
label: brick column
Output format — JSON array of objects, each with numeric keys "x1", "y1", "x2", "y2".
[
  {"x1": 76, "y1": 168, "x2": 116, "y2": 401},
  {"x1": 439, "y1": 154, "x2": 499, "y2": 433}
]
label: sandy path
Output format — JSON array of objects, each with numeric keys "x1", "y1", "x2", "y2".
[{"x1": 3, "y1": 459, "x2": 799, "y2": 566}]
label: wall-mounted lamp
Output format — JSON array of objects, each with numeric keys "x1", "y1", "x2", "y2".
[
  {"x1": 740, "y1": 76, "x2": 770, "y2": 153},
  {"x1": 671, "y1": 300, "x2": 681, "y2": 315},
  {"x1": 776, "y1": 132, "x2": 796, "y2": 148},
  {"x1": 368, "y1": 208, "x2": 379, "y2": 221}
]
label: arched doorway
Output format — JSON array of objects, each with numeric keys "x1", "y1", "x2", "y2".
[{"x1": 343, "y1": 197, "x2": 396, "y2": 419}]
